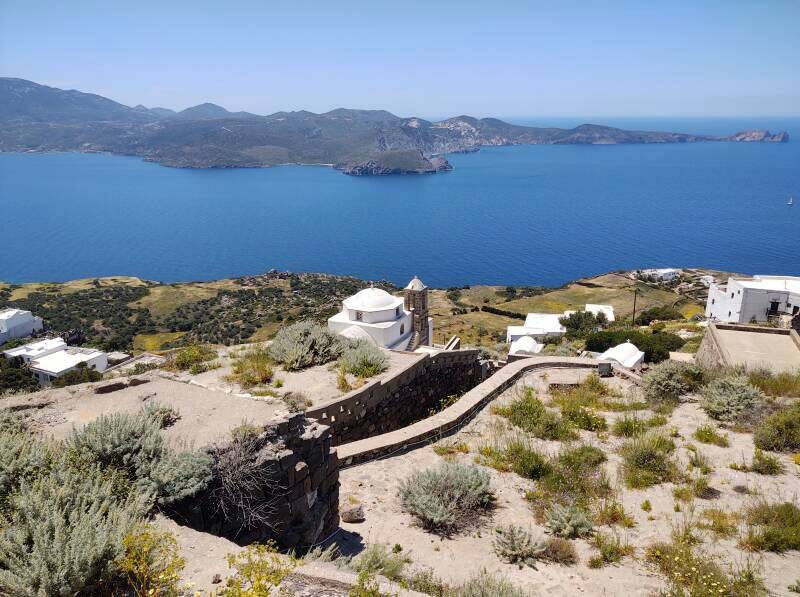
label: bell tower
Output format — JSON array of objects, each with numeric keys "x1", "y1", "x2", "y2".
[{"x1": 404, "y1": 276, "x2": 430, "y2": 347}]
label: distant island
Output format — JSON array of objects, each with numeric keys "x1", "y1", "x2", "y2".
[{"x1": 0, "y1": 78, "x2": 789, "y2": 176}]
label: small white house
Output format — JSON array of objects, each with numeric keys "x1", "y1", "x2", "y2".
[
  {"x1": 0, "y1": 308, "x2": 44, "y2": 345},
  {"x1": 506, "y1": 313, "x2": 566, "y2": 343},
  {"x1": 598, "y1": 341, "x2": 645, "y2": 370},
  {"x1": 585, "y1": 304, "x2": 615, "y2": 323},
  {"x1": 328, "y1": 287, "x2": 414, "y2": 349},
  {"x1": 705, "y1": 275, "x2": 800, "y2": 324},
  {"x1": 3, "y1": 337, "x2": 67, "y2": 364},
  {"x1": 509, "y1": 336, "x2": 544, "y2": 357},
  {"x1": 640, "y1": 268, "x2": 681, "y2": 282},
  {"x1": 29, "y1": 347, "x2": 108, "y2": 386}
]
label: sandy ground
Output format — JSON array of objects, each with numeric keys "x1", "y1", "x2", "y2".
[
  {"x1": 168, "y1": 343, "x2": 421, "y2": 407},
  {"x1": 1, "y1": 373, "x2": 282, "y2": 447},
  {"x1": 338, "y1": 369, "x2": 800, "y2": 596}
]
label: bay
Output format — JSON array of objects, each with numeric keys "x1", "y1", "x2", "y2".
[{"x1": 1, "y1": 117, "x2": 798, "y2": 287}]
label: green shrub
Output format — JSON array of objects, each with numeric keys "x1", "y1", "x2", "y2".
[
  {"x1": 594, "y1": 499, "x2": 635, "y2": 528},
  {"x1": 142, "y1": 401, "x2": 180, "y2": 429},
  {"x1": 560, "y1": 403, "x2": 607, "y2": 431},
  {"x1": 398, "y1": 463, "x2": 493, "y2": 534},
  {"x1": 0, "y1": 466, "x2": 147, "y2": 596},
  {"x1": 753, "y1": 404, "x2": 800, "y2": 452},
  {"x1": 741, "y1": 501, "x2": 800, "y2": 553},
  {"x1": 525, "y1": 445, "x2": 610, "y2": 518},
  {"x1": 750, "y1": 449, "x2": 784, "y2": 475},
  {"x1": 229, "y1": 347, "x2": 273, "y2": 388},
  {"x1": 543, "y1": 537, "x2": 578, "y2": 565},
  {"x1": 619, "y1": 432, "x2": 679, "y2": 488},
  {"x1": 612, "y1": 413, "x2": 647, "y2": 437},
  {"x1": 587, "y1": 532, "x2": 634, "y2": 568},
  {"x1": 223, "y1": 541, "x2": 296, "y2": 594},
  {"x1": 170, "y1": 345, "x2": 217, "y2": 371},
  {"x1": 697, "y1": 508, "x2": 739, "y2": 538},
  {"x1": 268, "y1": 321, "x2": 345, "y2": 370},
  {"x1": 641, "y1": 500, "x2": 652, "y2": 512},
  {"x1": 647, "y1": 538, "x2": 766, "y2": 597},
  {"x1": 454, "y1": 571, "x2": 534, "y2": 597},
  {"x1": 641, "y1": 361, "x2": 705, "y2": 404},
  {"x1": 346, "y1": 543, "x2": 410, "y2": 582},
  {"x1": 748, "y1": 368, "x2": 800, "y2": 398},
  {"x1": 119, "y1": 524, "x2": 185, "y2": 597},
  {"x1": 338, "y1": 341, "x2": 388, "y2": 378},
  {"x1": 140, "y1": 450, "x2": 214, "y2": 506},
  {"x1": 492, "y1": 525, "x2": 546, "y2": 567},
  {"x1": 503, "y1": 441, "x2": 551, "y2": 480},
  {"x1": 545, "y1": 504, "x2": 593, "y2": 538},
  {"x1": 693, "y1": 424, "x2": 729, "y2": 447},
  {"x1": 585, "y1": 330, "x2": 686, "y2": 363},
  {"x1": 701, "y1": 375, "x2": 765, "y2": 424},
  {"x1": 635, "y1": 306, "x2": 685, "y2": 326},
  {"x1": 493, "y1": 389, "x2": 576, "y2": 441}
]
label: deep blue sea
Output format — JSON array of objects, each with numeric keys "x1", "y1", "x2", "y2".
[{"x1": 1, "y1": 117, "x2": 798, "y2": 287}]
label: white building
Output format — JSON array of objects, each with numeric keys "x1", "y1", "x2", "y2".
[
  {"x1": 585, "y1": 304, "x2": 615, "y2": 323},
  {"x1": 509, "y1": 335, "x2": 544, "y2": 357},
  {"x1": 640, "y1": 268, "x2": 681, "y2": 282},
  {"x1": 598, "y1": 341, "x2": 645, "y2": 369},
  {"x1": 328, "y1": 287, "x2": 415, "y2": 349},
  {"x1": 29, "y1": 347, "x2": 108, "y2": 386},
  {"x1": 3, "y1": 337, "x2": 67, "y2": 364},
  {"x1": 506, "y1": 313, "x2": 566, "y2": 343},
  {"x1": 705, "y1": 275, "x2": 800, "y2": 324},
  {"x1": 0, "y1": 308, "x2": 44, "y2": 345}
]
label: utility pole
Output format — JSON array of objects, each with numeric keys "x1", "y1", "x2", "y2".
[{"x1": 632, "y1": 287, "x2": 639, "y2": 326}]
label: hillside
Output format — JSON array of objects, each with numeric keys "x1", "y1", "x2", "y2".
[
  {"x1": 0, "y1": 269, "x2": 710, "y2": 353},
  {"x1": 0, "y1": 78, "x2": 789, "y2": 175}
]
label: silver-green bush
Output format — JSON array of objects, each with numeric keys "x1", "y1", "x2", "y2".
[
  {"x1": 140, "y1": 450, "x2": 214, "y2": 506},
  {"x1": 342, "y1": 543, "x2": 410, "y2": 582},
  {"x1": 545, "y1": 504, "x2": 593, "y2": 538},
  {"x1": 268, "y1": 320, "x2": 346, "y2": 370},
  {"x1": 493, "y1": 525, "x2": 546, "y2": 566},
  {"x1": 455, "y1": 571, "x2": 535, "y2": 597},
  {"x1": 338, "y1": 341, "x2": 388, "y2": 378},
  {"x1": 0, "y1": 466, "x2": 147, "y2": 596},
  {"x1": 0, "y1": 428, "x2": 53, "y2": 504},
  {"x1": 642, "y1": 361, "x2": 704, "y2": 404},
  {"x1": 67, "y1": 411, "x2": 166, "y2": 477},
  {"x1": 398, "y1": 463, "x2": 493, "y2": 534},
  {"x1": 701, "y1": 375, "x2": 765, "y2": 423}
]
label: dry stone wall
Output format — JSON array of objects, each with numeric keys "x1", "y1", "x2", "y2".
[
  {"x1": 305, "y1": 349, "x2": 482, "y2": 445},
  {"x1": 174, "y1": 412, "x2": 339, "y2": 549}
]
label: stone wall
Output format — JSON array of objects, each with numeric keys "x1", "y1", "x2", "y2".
[
  {"x1": 174, "y1": 412, "x2": 339, "y2": 550},
  {"x1": 305, "y1": 349, "x2": 482, "y2": 445},
  {"x1": 696, "y1": 323, "x2": 731, "y2": 369},
  {"x1": 337, "y1": 356, "x2": 641, "y2": 468}
]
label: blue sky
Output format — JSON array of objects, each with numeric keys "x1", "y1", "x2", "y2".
[{"x1": 2, "y1": 1, "x2": 798, "y2": 117}]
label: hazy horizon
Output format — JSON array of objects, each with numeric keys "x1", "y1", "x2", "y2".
[{"x1": 2, "y1": 1, "x2": 798, "y2": 118}]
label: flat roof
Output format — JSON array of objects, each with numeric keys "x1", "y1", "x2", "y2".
[
  {"x1": 3, "y1": 337, "x2": 66, "y2": 358},
  {"x1": 31, "y1": 347, "x2": 104, "y2": 375},
  {"x1": 0, "y1": 308, "x2": 28, "y2": 320},
  {"x1": 735, "y1": 276, "x2": 800, "y2": 294},
  {"x1": 715, "y1": 328, "x2": 800, "y2": 373}
]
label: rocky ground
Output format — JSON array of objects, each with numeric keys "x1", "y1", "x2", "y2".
[{"x1": 338, "y1": 368, "x2": 800, "y2": 596}]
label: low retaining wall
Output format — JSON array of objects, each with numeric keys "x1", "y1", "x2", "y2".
[
  {"x1": 305, "y1": 349, "x2": 482, "y2": 445},
  {"x1": 337, "y1": 356, "x2": 640, "y2": 468},
  {"x1": 174, "y1": 413, "x2": 339, "y2": 549}
]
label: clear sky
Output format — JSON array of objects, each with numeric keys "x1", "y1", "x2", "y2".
[{"x1": 2, "y1": 0, "x2": 798, "y2": 117}]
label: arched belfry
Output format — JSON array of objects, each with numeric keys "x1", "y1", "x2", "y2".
[{"x1": 404, "y1": 276, "x2": 431, "y2": 349}]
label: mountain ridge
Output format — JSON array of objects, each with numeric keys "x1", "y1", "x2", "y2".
[{"x1": 0, "y1": 78, "x2": 789, "y2": 176}]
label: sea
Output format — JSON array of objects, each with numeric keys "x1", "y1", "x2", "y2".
[{"x1": 1, "y1": 117, "x2": 798, "y2": 288}]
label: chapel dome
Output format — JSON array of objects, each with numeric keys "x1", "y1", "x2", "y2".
[{"x1": 343, "y1": 287, "x2": 398, "y2": 311}]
